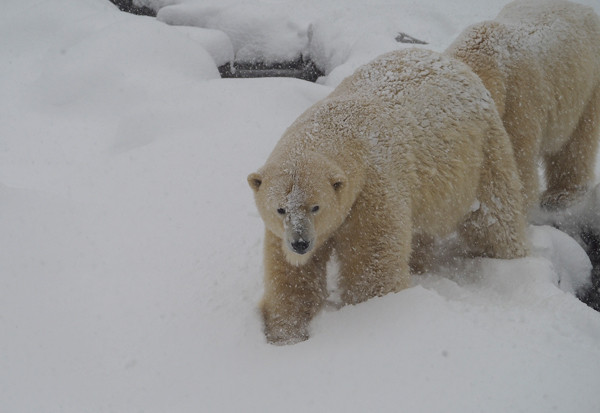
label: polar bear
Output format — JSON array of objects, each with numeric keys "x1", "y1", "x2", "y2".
[
  {"x1": 446, "y1": 0, "x2": 600, "y2": 211},
  {"x1": 248, "y1": 48, "x2": 528, "y2": 344}
]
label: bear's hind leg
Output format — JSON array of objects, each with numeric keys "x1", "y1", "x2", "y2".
[
  {"x1": 460, "y1": 123, "x2": 528, "y2": 259},
  {"x1": 409, "y1": 232, "x2": 435, "y2": 274},
  {"x1": 260, "y1": 231, "x2": 330, "y2": 344},
  {"x1": 541, "y1": 86, "x2": 600, "y2": 210},
  {"x1": 503, "y1": 108, "x2": 543, "y2": 210}
]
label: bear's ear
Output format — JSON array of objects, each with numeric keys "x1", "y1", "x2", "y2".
[
  {"x1": 331, "y1": 175, "x2": 346, "y2": 192},
  {"x1": 247, "y1": 172, "x2": 263, "y2": 192}
]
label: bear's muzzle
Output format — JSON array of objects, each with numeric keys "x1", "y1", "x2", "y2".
[{"x1": 291, "y1": 238, "x2": 311, "y2": 254}]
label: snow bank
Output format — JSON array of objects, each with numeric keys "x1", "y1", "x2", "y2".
[
  {"x1": 2, "y1": 0, "x2": 600, "y2": 412},
  {"x1": 149, "y1": 0, "x2": 600, "y2": 86},
  {"x1": 153, "y1": 0, "x2": 482, "y2": 85},
  {"x1": 169, "y1": 25, "x2": 234, "y2": 67},
  {"x1": 158, "y1": 3, "x2": 309, "y2": 64}
]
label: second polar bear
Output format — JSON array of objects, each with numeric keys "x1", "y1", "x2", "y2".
[
  {"x1": 248, "y1": 48, "x2": 528, "y2": 344},
  {"x1": 447, "y1": 0, "x2": 600, "y2": 210}
]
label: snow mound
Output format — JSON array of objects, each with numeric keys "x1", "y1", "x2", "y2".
[
  {"x1": 168, "y1": 25, "x2": 234, "y2": 67},
  {"x1": 36, "y1": 17, "x2": 219, "y2": 108},
  {"x1": 307, "y1": 224, "x2": 600, "y2": 412},
  {"x1": 142, "y1": 0, "x2": 600, "y2": 86},
  {"x1": 529, "y1": 225, "x2": 592, "y2": 294},
  {"x1": 149, "y1": 0, "x2": 512, "y2": 86},
  {"x1": 157, "y1": 3, "x2": 309, "y2": 64},
  {"x1": 415, "y1": 225, "x2": 592, "y2": 309}
]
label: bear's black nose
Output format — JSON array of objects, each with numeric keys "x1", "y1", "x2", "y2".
[{"x1": 291, "y1": 240, "x2": 310, "y2": 254}]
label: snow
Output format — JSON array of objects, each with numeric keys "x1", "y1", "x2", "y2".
[
  {"x1": 1, "y1": 0, "x2": 600, "y2": 412},
  {"x1": 153, "y1": 0, "x2": 506, "y2": 86}
]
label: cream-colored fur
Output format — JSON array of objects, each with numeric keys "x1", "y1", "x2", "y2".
[
  {"x1": 248, "y1": 48, "x2": 528, "y2": 344},
  {"x1": 447, "y1": 0, "x2": 600, "y2": 210}
]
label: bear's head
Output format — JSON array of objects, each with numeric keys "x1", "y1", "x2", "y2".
[{"x1": 248, "y1": 151, "x2": 355, "y2": 266}]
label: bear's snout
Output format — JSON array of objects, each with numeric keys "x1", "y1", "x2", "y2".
[
  {"x1": 291, "y1": 239, "x2": 311, "y2": 254},
  {"x1": 284, "y1": 212, "x2": 315, "y2": 256}
]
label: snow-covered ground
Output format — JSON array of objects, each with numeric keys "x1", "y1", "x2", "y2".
[{"x1": 2, "y1": 0, "x2": 600, "y2": 411}]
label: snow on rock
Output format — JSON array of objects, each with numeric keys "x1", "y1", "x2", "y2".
[
  {"x1": 147, "y1": 0, "x2": 600, "y2": 86},
  {"x1": 306, "y1": 3, "x2": 465, "y2": 85},
  {"x1": 529, "y1": 225, "x2": 592, "y2": 295},
  {"x1": 134, "y1": 0, "x2": 179, "y2": 11},
  {"x1": 144, "y1": 0, "x2": 517, "y2": 86},
  {"x1": 169, "y1": 25, "x2": 234, "y2": 67},
  {"x1": 157, "y1": 2, "x2": 310, "y2": 64},
  {"x1": 307, "y1": 14, "x2": 403, "y2": 86}
]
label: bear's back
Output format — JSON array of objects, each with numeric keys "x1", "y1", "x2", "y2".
[
  {"x1": 333, "y1": 48, "x2": 492, "y2": 119},
  {"x1": 279, "y1": 48, "x2": 497, "y2": 168},
  {"x1": 326, "y1": 48, "x2": 497, "y2": 146},
  {"x1": 495, "y1": 0, "x2": 600, "y2": 60},
  {"x1": 447, "y1": 0, "x2": 600, "y2": 148}
]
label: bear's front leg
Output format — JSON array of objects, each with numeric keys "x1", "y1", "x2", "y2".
[
  {"x1": 335, "y1": 192, "x2": 412, "y2": 305},
  {"x1": 260, "y1": 230, "x2": 330, "y2": 345}
]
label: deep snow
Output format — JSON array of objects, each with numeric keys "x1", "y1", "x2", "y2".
[{"x1": 1, "y1": 0, "x2": 600, "y2": 412}]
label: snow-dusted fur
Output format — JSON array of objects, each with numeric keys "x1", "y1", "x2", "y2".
[
  {"x1": 447, "y1": 0, "x2": 600, "y2": 211},
  {"x1": 248, "y1": 48, "x2": 528, "y2": 345}
]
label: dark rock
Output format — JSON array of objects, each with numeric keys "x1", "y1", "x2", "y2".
[
  {"x1": 219, "y1": 57, "x2": 324, "y2": 82},
  {"x1": 395, "y1": 32, "x2": 428, "y2": 44},
  {"x1": 577, "y1": 229, "x2": 600, "y2": 311},
  {"x1": 108, "y1": 0, "x2": 156, "y2": 17}
]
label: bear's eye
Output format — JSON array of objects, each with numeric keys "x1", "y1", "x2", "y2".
[
  {"x1": 311, "y1": 205, "x2": 320, "y2": 213},
  {"x1": 277, "y1": 208, "x2": 286, "y2": 215}
]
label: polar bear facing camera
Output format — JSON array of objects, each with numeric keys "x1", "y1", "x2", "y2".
[
  {"x1": 248, "y1": 48, "x2": 528, "y2": 345},
  {"x1": 447, "y1": 0, "x2": 600, "y2": 211}
]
